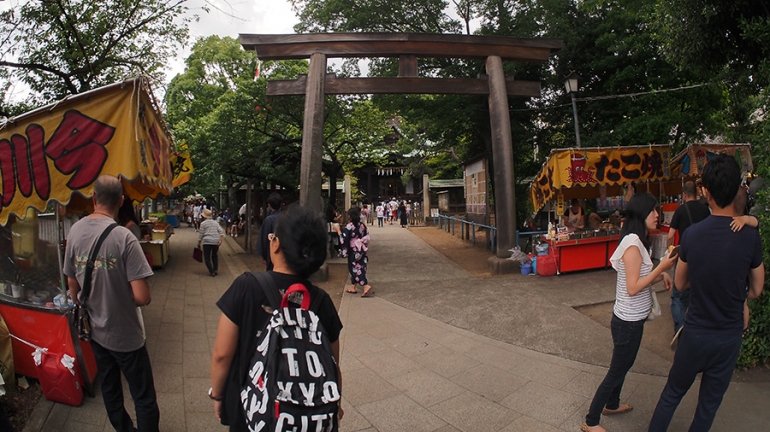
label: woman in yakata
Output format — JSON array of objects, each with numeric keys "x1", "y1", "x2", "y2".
[
  {"x1": 335, "y1": 206, "x2": 373, "y2": 297},
  {"x1": 209, "y1": 205, "x2": 343, "y2": 432},
  {"x1": 582, "y1": 193, "x2": 677, "y2": 432}
]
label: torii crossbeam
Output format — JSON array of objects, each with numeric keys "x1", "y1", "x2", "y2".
[{"x1": 240, "y1": 33, "x2": 561, "y2": 259}]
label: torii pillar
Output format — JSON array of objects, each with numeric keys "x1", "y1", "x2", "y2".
[
  {"x1": 486, "y1": 56, "x2": 516, "y2": 259},
  {"x1": 299, "y1": 53, "x2": 327, "y2": 213}
]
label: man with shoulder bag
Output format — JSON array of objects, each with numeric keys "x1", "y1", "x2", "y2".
[{"x1": 64, "y1": 175, "x2": 158, "y2": 432}]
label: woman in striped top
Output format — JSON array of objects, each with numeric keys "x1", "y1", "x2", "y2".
[{"x1": 582, "y1": 193, "x2": 677, "y2": 432}]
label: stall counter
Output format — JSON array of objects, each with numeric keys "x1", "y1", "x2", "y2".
[{"x1": 543, "y1": 234, "x2": 621, "y2": 274}]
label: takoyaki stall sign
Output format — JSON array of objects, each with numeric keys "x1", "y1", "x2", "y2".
[
  {"x1": 531, "y1": 145, "x2": 672, "y2": 211},
  {"x1": 0, "y1": 77, "x2": 173, "y2": 226}
]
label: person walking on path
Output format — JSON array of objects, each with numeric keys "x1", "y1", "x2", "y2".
[
  {"x1": 399, "y1": 201, "x2": 408, "y2": 228},
  {"x1": 335, "y1": 206, "x2": 373, "y2": 297},
  {"x1": 666, "y1": 181, "x2": 710, "y2": 334},
  {"x1": 64, "y1": 175, "x2": 159, "y2": 432},
  {"x1": 648, "y1": 155, "x2": 765, "y2": 432},
  {"x1": 198, "y1": 208, "x2": 224, "y2": 276},
  {"x1": 376, "y1": 202, "x2": 385, "y2": 227},
  {"x1": 255, "y1": 192, "x2": 282, "y2": 271},
  {"x1": 582, "y1": 193, "x2": 676, "y2": 432},
  {"x1": 193, "y1": 201, "x2": 203, "y2": 231},
  {"x1": 209, "y1": 204, "x2": 344, "y2": 431}
]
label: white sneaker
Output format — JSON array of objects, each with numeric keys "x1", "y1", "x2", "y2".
[{"x1": 235, "y1": 234, "x2": 238, "y2": 238}]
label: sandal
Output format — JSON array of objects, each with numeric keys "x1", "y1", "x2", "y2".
[
  {"x1": 345, "y1": 288, "x2": 358, "y2": 294},
  {"x1": 361, "y1": 287, "x2": 374, "y2": 297},
  {"x1": 602, "y1": 403, "x2": 633, "y2": 415},
  {"x1": 581, "y1": 422, "x2": 607, "y2": 432}
]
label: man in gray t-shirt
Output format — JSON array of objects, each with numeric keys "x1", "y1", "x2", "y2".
[{"x1": 64, "y1": 175, "x2": 159, "y2": 432}]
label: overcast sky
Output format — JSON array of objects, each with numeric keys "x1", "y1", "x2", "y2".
[{"x1": 169, "y1": 0, "x2": 299, "y2": 81}]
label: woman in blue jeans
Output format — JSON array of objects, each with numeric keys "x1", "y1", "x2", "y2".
[{"x1": 582, "y1": 193, "x2": 677, "y2": 432}]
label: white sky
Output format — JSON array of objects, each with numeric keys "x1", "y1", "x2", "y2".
[{"x1": 170, "y1": 0, "x2": 299, "y2": 82}]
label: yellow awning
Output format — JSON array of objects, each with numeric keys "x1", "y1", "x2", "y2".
[
  {"x1": 0, "y1": 77, "x2": 174, "y2": 225},
  {"x1": 531, "y1": 145, "x2": 673, "y2": 211}
]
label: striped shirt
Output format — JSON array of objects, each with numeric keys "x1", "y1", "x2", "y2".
[
  {"x1": 199, "y1": 219, "x2": 224, "y2": 245},
  {"x1": 610, "y1": 234, "x2": 653, "y2": 321}
]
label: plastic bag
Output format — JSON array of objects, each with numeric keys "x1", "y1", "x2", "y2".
[{"x1": 508, "y1": 246, "x2": 530, "y2": 264}]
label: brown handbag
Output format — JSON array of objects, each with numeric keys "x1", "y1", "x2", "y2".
[{"x1": 193, "y1": 246, "x2": 203, "y2": 262}]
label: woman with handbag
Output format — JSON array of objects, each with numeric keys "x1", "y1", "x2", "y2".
[
  {"x1": 198, "y1": 209, "x2": 224, "y2": 276},
  {"x1": 582, "y1": 193, "x2": 677, "y2": 432}
]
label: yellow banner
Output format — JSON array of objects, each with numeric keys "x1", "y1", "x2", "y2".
[
  {"x1": 531, "y1": 146, "x2": 672, "y2": 211},
  {"x1": 0, "y1": 79, "x2": 173, "y2": 225},
  {"x1": 171, "y1": 150, "x2": 194, "y2": 188}
]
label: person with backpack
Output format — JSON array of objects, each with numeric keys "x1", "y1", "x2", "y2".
[{"x1": 210, "y1": 204, "x2": 344, "y2": 432}]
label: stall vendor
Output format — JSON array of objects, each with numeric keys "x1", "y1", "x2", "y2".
[{"x1": 564, "y1": 199, "x2": 585, "y2": 231}]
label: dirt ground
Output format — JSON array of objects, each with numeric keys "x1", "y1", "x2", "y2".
[{"x1": 3, "y1": 379, "x2": 42, "y2": 431}]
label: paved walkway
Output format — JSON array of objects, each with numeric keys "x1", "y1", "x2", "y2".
[{"x1": 24, "y1": 222, "x2": 770, "y2": 431}]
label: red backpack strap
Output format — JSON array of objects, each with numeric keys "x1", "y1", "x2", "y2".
[{"x1": 281, "y1": 283, "x2": 311, "y2": 310}]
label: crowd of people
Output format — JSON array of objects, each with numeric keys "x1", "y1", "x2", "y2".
[
  {"x1": 582, "y1": 154, "x2": 764, "y2": 432},
  {"x1": 65, "y1": 169, "x2": 761, "y2": 432}
]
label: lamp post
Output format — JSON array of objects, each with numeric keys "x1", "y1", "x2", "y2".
[{"x1": 564, "y1": 72, "x2": 582, "y2": 148}]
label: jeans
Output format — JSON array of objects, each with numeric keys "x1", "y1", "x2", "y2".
[
  {"x1": 670, "y1": 263, "x2": 690, "y2": 333},
  {"x1": 203, "y1": 244, "x2": 219, "y2": 274},
  {"x1": 377, "y1": 217, "x2": 383, "y2": 227},
  {"x1": 648, "y1": 328, "x2": 742, "y2": 432},
  {"x1": 91, "y1": 341, "x2": 159, "y2": 432},
  {"x1": 586, "y1": 313, "x2": 645, "y2": 426}
]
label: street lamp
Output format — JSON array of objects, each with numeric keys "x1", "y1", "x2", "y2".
[{"x1": 564, "y1": 72, "x2": 582, "y2": 148}]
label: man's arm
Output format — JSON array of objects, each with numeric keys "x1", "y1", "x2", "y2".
[
  {"x1": 748, "y1": 263, "x2": 765, "y2": 299},
  {"x1": 667, "y1": 228, "x2": 678, "y2": 247},
  {"x1": 67, "y1": 276, "x2": 81, "y2": 303},
  {"x1": 130, "y1": 278, "x2": 151, "y2": 306},
  {"x1": 675, "y1": 258, "x2": 689, "y2": 291}
]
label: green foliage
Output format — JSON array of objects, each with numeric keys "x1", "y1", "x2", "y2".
[{"x1": 0, "y1": 0, "x2": 192, "y2": 112}]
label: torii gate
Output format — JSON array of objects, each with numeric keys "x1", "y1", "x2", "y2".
[{"x1": 240, "y1": 33, "x2": 561, "y2": 259}]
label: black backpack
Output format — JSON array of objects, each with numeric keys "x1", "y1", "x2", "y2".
[{"x1": 241, "y1": 272, "x2": 340, "y2": 432}]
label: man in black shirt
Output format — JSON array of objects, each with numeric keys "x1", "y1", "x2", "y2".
[{"x1": 666, "y1": 181, "x2": 711, "y2": 334}]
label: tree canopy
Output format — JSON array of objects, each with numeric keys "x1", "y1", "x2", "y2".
[{"x1": 0, "y1": 0, "x2": 193, "y2": 116}]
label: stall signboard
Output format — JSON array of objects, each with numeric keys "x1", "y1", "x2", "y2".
[
  {"x1": 671, "y1": 143, "x2": 752, "y2": 178},
  {"x1": 531, "y1": 145, "x2": 672, "y2": 211},
  {"x1": 0, "y1": 78, "x2": 173, "y2": 226},
  {"x1": 171, "y1": 150, "x2": 194, "y2": 188}
]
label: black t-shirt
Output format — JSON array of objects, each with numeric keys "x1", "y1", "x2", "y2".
[
  {"x1": 670, "y1": 200, "x2": 710, "y2": 238},
  {"x1": 216, "y1": 271, "x2": 343, "y2": 431},
  {"x1": 680, "y1": 216, "x2": 763, "y2": 332}
]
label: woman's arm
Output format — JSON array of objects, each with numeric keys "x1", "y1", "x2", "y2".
[
  {"x1": 622, "y1": 246, "x2": 676, "y2": 296},
  {"x1": 211, "y1": 313, "x2": 239, "y2": 421}
]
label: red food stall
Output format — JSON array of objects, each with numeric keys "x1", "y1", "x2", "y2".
[
  {"x1": 0, "y1": 77, "x2": 174, "y2": 405},
  {"x1": 530, "y1": 145, "x2": 675, "y2": 274}
]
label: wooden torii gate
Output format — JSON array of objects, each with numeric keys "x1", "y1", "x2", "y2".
[{"x1": 240, "y1": 33, "x2": 561, "y2": 259}]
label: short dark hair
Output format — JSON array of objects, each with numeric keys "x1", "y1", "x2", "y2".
[
  {"x1": 348, "y1": 206, "x2": 361, "y2": 224},
  {"x1": 620, "y1": 193, "x2": 658, "y2": 250},
  {"x1": 682, "y1": 181, "x2": 696, "y2": 198},
  {"x1": 267, "y1": 192, "x2": 282, "y2": 210},
  {"x1": 118, "y1": 196, "x2": 140, "y2": 226},
  {"x1": 702, "y1": 154, "x2": 741, "y2": 209},
  {"x1": 94, "y1": 175, "x2": 123, "y2": 210},
  {"x1": 274, "y1": 204, "x2": 327, "y2": 279}
]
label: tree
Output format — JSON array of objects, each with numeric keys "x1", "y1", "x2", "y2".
[
  {"x1": 166, "y1": 36, "x2": 395, "y2": 207},
  {"x1": 0, "y1": 0, "x2": 193, "y2": 115}
]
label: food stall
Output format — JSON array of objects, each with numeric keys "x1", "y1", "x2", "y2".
[
  {"x1": 657, "y1": 143, "x2": 754, "y2": 250},
  {"x1": 0, "y1": 77, "x2": 174, "y2": 405},
  {"x1": 530, "y1": 145, "x2": 674, "y2": 273}
]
